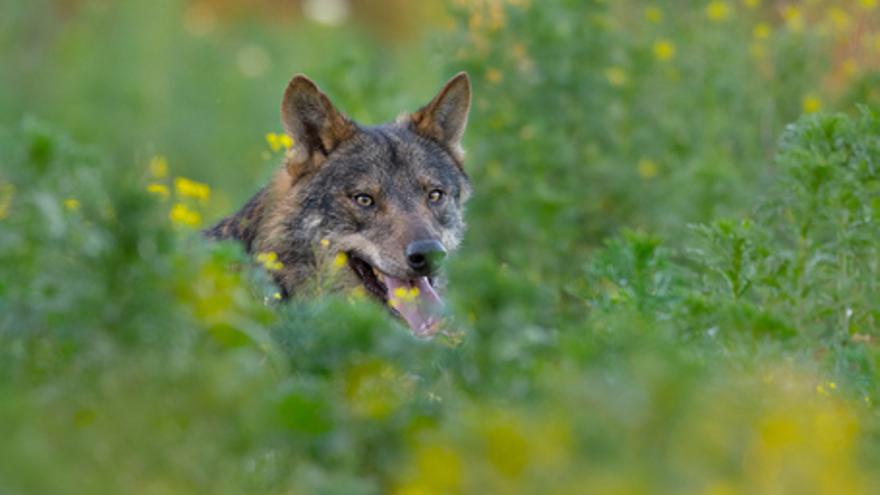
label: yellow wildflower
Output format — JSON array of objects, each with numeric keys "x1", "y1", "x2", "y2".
[
  {"x1": 398, "y1": 443, "x2": 463, "y2": 494},
  {"x1": 860, "y1": 0, "x2": 877, "y2": 11},
  {"x1": 485, "y1": 67, "x2": 503, "y2": 84},
  {"x1": 644, "y1": 6, "x2": 663, "y2": 23},
  {"x1": 604, "y1": 66, "x2": 628, "y2": 87},
  {"x1": 169, "y1": 203, "x2": 201, "y2": 227},
  {"x1": 320, "y1": 238, "x2": 330, "y2": 248},
  {"x1": 827, "y1": 7, "x2": 852, "y2": 33},
  {"x1": 653, "y1": 39, "x2": 676, "y2": 61},
  {"x1": 146, "y1": 183, "x2": 170, "y2": 200},
  {"x1": 638, "y1": 158, "x2": 659, "y2": 179},
  {"x1": 333, "y1": 252, "x2": 348, "y2": 268},
  {"x1": 743, "y1": 0, "x2": 760, "y2": 8},
  {"x1": 829, "y1": 382, "x2": 837, "y2": 390},
  {"x1": 816, "y1": 384, "x2": 829, "y2": 396},
  {"x1": 273, "y1": 292, "x2": 282, "y2": 300},
  {"x1": 782, "y1": 6, "x2": 803, "y2": 32},
  {"x1": 706, "y1": 1, "x2": 731, "y2": 22},
  {"x1": 174, "y1": 177, "x2": 211, "y2": 203},
  {"x1": 256, "y1": 251, "x2": 284, "y2": 271},
  {"x1": 265, "y1": 132, "x2": 293, "y2": 152},
  {"x1": 753, "y1": 23, "x2": 771, "y2": 40},
  {"x1": 392, "y1": 286, "x2": 420, "y2": 303},
  {"x1": 64, "y1": 198, "x2": 81, "y2": 211},
  {"x1": 802, "y1": 94, "x2": 822, "y2": 114},
  {"x1": 149, "y1": 155, "x2": 168, "y2": 178}
]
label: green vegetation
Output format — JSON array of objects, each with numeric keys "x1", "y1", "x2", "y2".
[{"x1": 2, "y1": 0, "x2": 880, "y2": 493}]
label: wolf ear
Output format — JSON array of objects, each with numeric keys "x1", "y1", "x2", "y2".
[
  {"x1": 410, "y1": 72, "x2": 471, "y2": 159},
  {"x1": 281, "y1": 74, "x2": 355, "y2": 168}
]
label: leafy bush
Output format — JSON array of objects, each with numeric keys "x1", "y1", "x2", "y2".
[
  {"x1": 446, "y1": 0, "x2": 832, "y2": 275},
  {"x1": 2, "y1": 109, "x2": 879, "y2": 495}
]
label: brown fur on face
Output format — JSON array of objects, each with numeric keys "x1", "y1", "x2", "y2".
[{"x1": 205, "y1": 73, "x2": 472, "y2": 309}]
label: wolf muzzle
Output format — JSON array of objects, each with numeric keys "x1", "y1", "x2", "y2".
[{"x1": 405, "y1": 239, "x2": 447, "y2": 275}]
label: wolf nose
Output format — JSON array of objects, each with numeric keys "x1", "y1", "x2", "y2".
[{"x1": 406, "y1": 240, "x2": 446, "y2": 274}]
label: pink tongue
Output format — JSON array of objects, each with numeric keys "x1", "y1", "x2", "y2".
[{"x1": 384, "y1": 276, "x2": 443, "y2": 336}]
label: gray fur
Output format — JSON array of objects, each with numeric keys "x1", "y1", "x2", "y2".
[{"x1": 206, "y1": 73, "x2": 472, "y2": 303}]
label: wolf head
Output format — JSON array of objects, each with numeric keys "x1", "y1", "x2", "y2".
[{"x1": 240, "y1": 73, "x2": 472, "y2": 336}]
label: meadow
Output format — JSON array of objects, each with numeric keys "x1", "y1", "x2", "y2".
[{"x1": 1, "y1": 0, "x2": 880, "y2": 493}]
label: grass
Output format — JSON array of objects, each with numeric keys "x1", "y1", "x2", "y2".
[{"x1": 2, "y1": 0, "x2": 880, "y2": 494}]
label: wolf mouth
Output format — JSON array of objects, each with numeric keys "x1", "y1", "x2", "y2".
[{"x1": 347, "y1": 253, "x2": 443, "y2": 336}]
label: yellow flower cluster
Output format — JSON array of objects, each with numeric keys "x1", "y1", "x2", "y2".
[
  {"x1": 147, "y1": 155, "x2": 171, "y2": 201},
  {"x1": 706, "y1": 1, "x2": 731, "y2": 22},
  {"x1": 333, "y1": 251, "x2": 348, "y2": 268},
  {"x1": 644, "y1": 6, "x2": 663, "y2": 23},
  {"x1": 638, "y1": 158, "x2": 659, "y2": 179},
  {"x1": 827, "y1": 7, "x2": 852, "y2": 33},
  {"x1": 816, "y1": 381, "x2": 837, "y2": 396},
  {"x1": 653, "y1": 39, "x2": 676, "y2": 61},
  {"x1": 395, "y1": 407, "x2": 572, "y2": 494},
  {"x1": 390, "y1": 366, "x2": 868, "y2": 494},
  {"x1": 265, "y1": 132, "x2": 293, "y2": 152},
  {"x1": 802, "y1": 94, "x2": 822, "y2": 114},
  {"x1": 169, "y1": 203, "x2": 201, "y2": 227},
  {"x1": 64, "y1": 198, "x2": 81, "y2": 211},
  {"x1": 781, "y1": 6, "x2": 803, "y2": 32},
  {"x1": 256, "y1": 251, "x2": 284, "y2": 271},
  {"x1": 636, "y1": 2, "x2": 876, "y2": 115},
  {"x1": 146, "y1": 183, "x2": 170, "y2": 200},
  {"x1": 144, "y1": 155, "x2": 213, "y2": 229},
  {"x1": 174, "y1": 177, "x2": 211, "y2": 203},
  {"x1": 393, "y1": 286, "x2": 421, "y2": 302},
  {"x1": 753, "y1": 23, "x2": 771, "y2": 40},
  {"x1": 396, "y1": 443, "x2": 462, "y2": 495}
]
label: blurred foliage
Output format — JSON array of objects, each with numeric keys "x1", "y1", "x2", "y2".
[{"x1": 2, "y1": 0, "x2": 880, "y2": 494}]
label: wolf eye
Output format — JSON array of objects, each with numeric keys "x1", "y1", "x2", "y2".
[
  {"x1": 352, "y1": 193, "x2": 374, "y2": 207},
  {"x1": 428, "y1": 189, "x2": 445, "y2": 203}
]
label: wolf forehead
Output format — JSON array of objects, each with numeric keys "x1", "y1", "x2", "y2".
[{"x1": 306, "y1": 124, "x2": 472, "y2": 199}]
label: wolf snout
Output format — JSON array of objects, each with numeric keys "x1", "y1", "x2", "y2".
[{"x1": 405, "y1": 239, "x2": 447, "y2": 275}]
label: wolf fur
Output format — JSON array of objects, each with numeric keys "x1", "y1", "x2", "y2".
[{"x1": 205, "y1": 72, "x2": 472, "y2": 335}]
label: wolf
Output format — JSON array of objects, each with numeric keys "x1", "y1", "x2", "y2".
[{"x1": 205, "y1": 72, "x2": 472, "y2": 336}]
